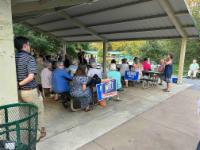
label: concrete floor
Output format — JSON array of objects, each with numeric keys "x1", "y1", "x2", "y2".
[
  {"x1": 37, "y1": 82, "x2": 193, "y2": 150},
  {"x1": 79, "y1": 80, "x2": 200, "y2": 150}
]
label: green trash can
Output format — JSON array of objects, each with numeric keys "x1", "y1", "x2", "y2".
[{"x1": 0, "y1": 103, "x2": 38, "y2": 150}]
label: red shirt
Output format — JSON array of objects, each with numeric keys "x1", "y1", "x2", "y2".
[{"x1": 142, "y1": 61, "x2": 151, "y2": 71}]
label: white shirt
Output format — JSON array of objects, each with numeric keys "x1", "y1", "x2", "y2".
[
  {"x1": 190, "y1": 63, "x2": 199, "y2": 71},
  {"x1": 120, "y1": 63, "x2": 129, "y2": 76},
  {"x1": 87, "y1": 68, "x2": 102, "y2": 79},
  {"x1": 41, "y1": 68, "x2": 52, "y2": 88}
]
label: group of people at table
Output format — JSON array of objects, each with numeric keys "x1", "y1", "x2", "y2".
[
  {"x1": 14, "y1": 36, "x2": 198, "y2": 141},
  {"x1": 38, "y1": 51, "x2": 174, "y2": 112}
]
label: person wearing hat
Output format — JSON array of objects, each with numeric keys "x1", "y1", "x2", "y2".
[{"x1": 107, "y1": 63, "x2": 122, "y2": 90}]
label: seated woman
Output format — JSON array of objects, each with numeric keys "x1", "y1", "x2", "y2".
[
  {"x1": 70, "y1": 65, "x2": 92, "y2": 112},
  {"x1": 107, "y1": 63, "x2": 122, "y2": 91},
  {"x1": 120, "y1": 58, "x2": 129, "y2": 88},
  {"x1": 142, "y1": 58, "x2": 151, "y2": 76},
  {"x1": 133, "y1": 57, "x2": 143, "y2": 79}
]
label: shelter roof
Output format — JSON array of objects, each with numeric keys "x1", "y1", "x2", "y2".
[{"x1": 12, "y1": 0, "x2": 199, "y2": 42}]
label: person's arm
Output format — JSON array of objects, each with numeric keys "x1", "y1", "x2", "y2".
[
  {"x1": 63, "y1": 71, "x2": 72, "y2": 80},
  {"x1": 82, "y1": 84, "x2": 87, "y2": 91},
  {"x1": 48, "y1": 71, "x2": 52, "y2": 89},
  {"x1": 165, "y1": 60, "x2": 172, "y2": 65},
  {"x1": 197, "y1": 64, "x2": 199, "y2": 70},
  {"x1": 19, "y1": 74, "x2": 34, "y2": 86}
]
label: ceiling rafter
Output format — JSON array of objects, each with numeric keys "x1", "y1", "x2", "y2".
[
  {"x1": 57, "y1": 25, "x2": 194, "y2": 38},
  {"x1": 57, "y1": 11, "x2": 106, "y2": 41},
  {"x1": 32, "y1": 0, "x2": 154, "y2": 26},
  {"x1": 47, "y1": 11, "x2": 187, "y2": 33},
  {"x1": 155, "y1": 0, "x2": 188, "y2": 38}
]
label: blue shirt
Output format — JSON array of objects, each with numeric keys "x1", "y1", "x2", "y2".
[
  {"x1": 107, "y1": 70, "x2": 122, "y2": 89},
  {"x1": 52, "y1": 68, "x2": 72, "y2": 93},
  {"x1": 15, "y1": 50, "x2": 38, "y2": 89}
]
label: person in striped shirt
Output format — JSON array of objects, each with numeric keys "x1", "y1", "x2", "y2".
[{"x1": 15, "y1": 36, "x2": 46, "y2": 140}]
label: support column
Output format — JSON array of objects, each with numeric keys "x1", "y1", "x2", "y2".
[
  {"x1": 103, "y1": 41, "x2": 107, "y2": 77},
  {"x1": 178, "y1": 38, "x2": 187, "y2": 84},
  {"x1": 0, "y1": 0, "x2": 18, "y2": 105}
]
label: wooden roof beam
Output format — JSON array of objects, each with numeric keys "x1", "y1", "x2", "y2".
[{"x1": 155, "y1": 0, "x2": 188, "y2": 38}]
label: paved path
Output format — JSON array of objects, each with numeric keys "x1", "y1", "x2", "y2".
[{"x1": 79, "y1": 82, "x2": 200, "y2": 150}]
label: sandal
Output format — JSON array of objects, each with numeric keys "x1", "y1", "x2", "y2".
[
  {"x1": 163, "y1": 89, "x2": 170, "y2": 92},
  {"x1": 37, "y1": 128, "x2": 46, "y2": 142},
  {"x1": 84, "y1": 106, "x2": 93, "y2": 112}
]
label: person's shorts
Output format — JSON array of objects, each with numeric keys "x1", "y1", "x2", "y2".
[{"x1": 164, "y1": 77, "x2": 171, "y2": 83}]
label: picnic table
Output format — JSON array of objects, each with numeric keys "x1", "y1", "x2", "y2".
[{"x1": 141, "y1": 70, "x2": 162, "y2": 89}]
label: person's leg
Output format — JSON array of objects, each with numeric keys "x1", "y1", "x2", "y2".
[
  {"x1": 166, "y1": 78, "x2": 171, "y2": 92},
  {"x1": 125, "y1": 80, "x2": 128, "y2": 88},
  {"x1": 20, "y1": 89, "x2": 46, "y2": 139},
  {"x1": 188, "y1": 70, "x2": 192, "y2": 77},
  {"x1": 193, "y1": 70, "x2": 198, "y2": 78}
]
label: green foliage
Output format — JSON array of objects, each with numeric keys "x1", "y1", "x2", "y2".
[
  {"x1": 14, "y1": 24, "x2": 90, "y2": 57},
  {"x1": 66, "y1": 42, "x2": 90, "y2": 58},
  {"x1": 14, "y1": 24, "x2": 61, "y2": 55},
  {"x1": 139, "y1": 40, "x2": 168, "y2": 63}
]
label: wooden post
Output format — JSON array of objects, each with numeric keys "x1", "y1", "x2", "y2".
[
  {"x1": 178, "y1": 38, "x2": 187, "y2": 84},
  {"x1": 103, "y1": 41, "x2": 107, "y2": 77}
]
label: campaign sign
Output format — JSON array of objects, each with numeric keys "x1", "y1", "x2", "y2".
[
  {"x1": 124, "y1": 71, "x2": 139, "y2": 81},
  {"x1": 96, "y1": 79, "x2": 118, "y2": 101}
]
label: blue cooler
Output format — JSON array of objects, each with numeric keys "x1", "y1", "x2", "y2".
[{"x1": 172, "y1": 77, "x2": 178, "y2": 83}]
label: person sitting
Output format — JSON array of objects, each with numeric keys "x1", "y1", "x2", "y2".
[
  {"x1": 87, "y1": 62, "x2": 102, "y2": 79},
  {"x1": 120, "y1": 58, "x2": 129, "y2": 88},
  {"x1": 107, "y1": 63, "x2": 122, "y2": 91},
  {"x1": 52, "y1": 62, "x2": 72, "y2": 100},
  {"x1": 70, "y1": 65, "x2": 92, "y2": 112},
  {"x1": 133, "y1": 57, "x2": 143, "y2": 79},
  {"x1": 142, "y1": 58, "x2": 151, "y2": 71},
  {"x1": 188, "y1": 59, "x2": 199, "y2": 79},
  {"x1": 111, "y1": 59, "x2": 116, "y2": 64},
  {"x1": 41, "y1": 61, "x2": 52, "y2": 98},
  {"x1": 68, "y1": 59, "x2": 79, "y2": 77}
]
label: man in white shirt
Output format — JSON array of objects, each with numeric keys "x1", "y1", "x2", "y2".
[
  {"x1": 87, "y1": 62, "x2": 102, "y2": 79},
  {"x1": 188, "y1": 59, "x2": 199, "y2": 78}
]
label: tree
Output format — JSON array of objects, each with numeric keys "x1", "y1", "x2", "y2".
[{"x1": 14, "y1": 24, "x2": 61, "y2": 56}]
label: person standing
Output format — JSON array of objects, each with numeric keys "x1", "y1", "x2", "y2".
[
  {"x1": 15, "y1": 36, "x2": 46, "y2": 140},
  {"x1": 163, "y1": 53, "x2": 173, "y2": 92},
  {"x1": 89, "y1": 55, "x2": 96, "y2": 65},
  {"x1": 36, "y1": 55, "x2": 44, "y2": 92},
  {"x1": 187, "y1": 59, "x2": 199, "y2": 79},
  {"x1": 41, "y1": 61, "x2": 52, "y2": 98}
]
